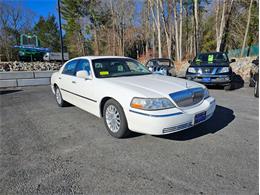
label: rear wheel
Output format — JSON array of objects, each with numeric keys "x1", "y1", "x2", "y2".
[
  {"x1": 103, "y1": 99, "x2": 130, "y2": 138},
  {"x1": 55, "y1": 86, "x2": 67, "y2": 107}
]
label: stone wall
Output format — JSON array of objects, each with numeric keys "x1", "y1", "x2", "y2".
[
  {"x1": 0, "y1": 57, "x2": 258, "y2": 83},
  {"x1": 0, "y1": 61, "x2": 62, "y2": 72}
]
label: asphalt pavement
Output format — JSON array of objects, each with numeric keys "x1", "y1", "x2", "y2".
[{"x1": 0, "y1": 85, "x2": 258, "y2": 194}]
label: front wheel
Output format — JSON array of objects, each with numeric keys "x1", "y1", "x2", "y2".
[{"x1": 103, "y1": 99, "x2": 130, "y2": 138}]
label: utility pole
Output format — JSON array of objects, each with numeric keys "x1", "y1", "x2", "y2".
[{"x1": 58, "y1": 0, "x2": 64, "y2": 63}]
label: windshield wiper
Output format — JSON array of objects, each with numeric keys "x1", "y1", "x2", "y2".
[{"x1": 110, "y1": 72, "x2": 151, "y2": 77}]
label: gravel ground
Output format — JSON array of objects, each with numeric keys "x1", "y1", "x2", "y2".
[{"x1": 0, "y1": 85, "x2": 258, "y2": 194}]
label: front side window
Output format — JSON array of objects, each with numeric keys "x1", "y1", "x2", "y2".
[
  {"x1": 62, "y1": 60, "x2": 78, "y2": 75},
  {"x1": 75, "y1": 60, "x2": 91, "y2": 74},
  {"x1": 92, "y1": 58, "x2": 151, "y2": 78}
]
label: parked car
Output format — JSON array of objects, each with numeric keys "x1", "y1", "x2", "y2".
[
  {"x1": 186, "y1": 52, "x2": 235, "y2": 90},
  {"x1": 145, "y1": 58, "x2": 176, "y2": 76},
  {"x1": 249, "y1": 56, "x2": 259, "y2": 97},
  {"x1": 51, "y1": 56, "x2": 216, "y2": 138}
]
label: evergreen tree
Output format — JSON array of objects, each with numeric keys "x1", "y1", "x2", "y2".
[{"x1": 33, "y1": 15, "x2": 60, "y2": 51}]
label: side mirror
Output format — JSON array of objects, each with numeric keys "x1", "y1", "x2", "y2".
[
  {"x1": 76, "y1": 70, "x2": 92, "y2": 80},
  {"x1": 230, "y1": 59, "x2": 236, "y2": 63},
  {"x1": 188, "y1": 60, "x2": 192, "y2": 64}
]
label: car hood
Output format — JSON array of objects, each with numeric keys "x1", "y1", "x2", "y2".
[
  {"x1": 104, "y1": 74, "x2": 204, "y2": 98},
  {"x1": 190, "y1": 61, "x2": 229, "y2": 67}
]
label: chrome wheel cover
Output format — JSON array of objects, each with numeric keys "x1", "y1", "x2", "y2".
[
  {"x1": 56, "y1": 88, "x2": 62, "y2": 104},
  {"x1": 105, "y1": 105, "x2": 121, "y2": 133}
]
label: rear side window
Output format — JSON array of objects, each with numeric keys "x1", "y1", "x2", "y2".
[
  {"x1": 75, "y1": 60, "x2": 91, "y2": 74},
  {"x1": 62, "y1": 60, "x2": 78, "y2": 75}
]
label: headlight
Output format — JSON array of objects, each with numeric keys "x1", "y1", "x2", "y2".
[
  {"x1": 204, "y1": 88, "x2": 209, "y2": 99},
  {"x1": 130, "y1": 97, "x2": 175, "y2": 110},
  {"x1": 188, "y1": 67, "x2": 196, "y2": 73},
  {"x1": 219, "y1": 67, "x2": 229, "y2": 73}
]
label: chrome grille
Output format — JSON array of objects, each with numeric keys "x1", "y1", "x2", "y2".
[
  {"x1": 201, "y1": 67, "x2": 214, "y2": 74},
  {"x1": 163, "y1": 122, "x2": 193, "y2": 134},
  {"x1": 169, "y1": 87, "x2": 204, "y2": 107}
]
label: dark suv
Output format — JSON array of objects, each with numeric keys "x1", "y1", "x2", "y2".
[{"x1": 186, "y1": 52, "x2": 235, "y2": 90}]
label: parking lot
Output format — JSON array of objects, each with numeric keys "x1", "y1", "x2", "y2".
[{"x1": 0, "y1": 85, "x2": 258, "y2": 194}]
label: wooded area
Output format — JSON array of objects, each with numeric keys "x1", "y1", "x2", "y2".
[{"x1": 0, "y1": 0, "x2": 259, "y2": 62}]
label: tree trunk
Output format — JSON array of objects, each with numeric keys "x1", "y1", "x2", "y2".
[
  {"x1": 149, "y1": 0, "x2": 162, "y2": 58},
  {"x1": 215, "y1": 0, "x2": 219, "y2": 49},
  {"x1": 110, "y1": 0, "x2": 116, "y2": 55},
  {"x1": 173, "y1": 0, "x2": 179, "y2": 61},
  {"x1": 179, "y1": 0, "x2": 183, "y2": 61},
  {"x1": 156, "y1": 0, "x2": 162, "y2": 58},
  {"x1": 241, "y1": 0, "x2": 253, "y2": 57},
  {"x1": 194, "y1": 0, "x2": 199, "y2": 55},
  {"x1": 216, "y1": 0, "x2": 226, "y2": 51},
  {"x1": 152, "y1": 21, "x2": 156, "y2": 57},
  {"x1": 160, "y1": 0, "x2": 171, "y2": 59},
  {"x1": 93, "y1": 28, "x2": 99, "y2": 55}
]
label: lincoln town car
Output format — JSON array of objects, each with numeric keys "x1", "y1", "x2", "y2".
[{"x1": 51, "y1": 56, "x2": 216, "y2": 138}]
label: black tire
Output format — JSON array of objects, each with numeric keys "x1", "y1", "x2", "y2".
[
  {"x1": 103, "y1": 99, "x2": 130, "y2": 138},
  {"x1": 54, "y1": 86, "x2": 67, "y2": 107},
  {"x1": 249, "y1": 78, "x2": 255, "y2": 87},
  {"x1": 224, "y1": 83, "x2": 232, "y2": 91},
  {"x1": 254, "y1": 76, "x2": 259, "y2": 97}
]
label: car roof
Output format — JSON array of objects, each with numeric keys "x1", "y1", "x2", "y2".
[
  {"x1": 70, "y1": 56, "x2": 131, "y2": 60},
  {"x1": 197, "y1": 52, "x2": 226, "y2": 55},
  {"x1": 148, "y1": 58, "x2": 172, "y2": 61}
]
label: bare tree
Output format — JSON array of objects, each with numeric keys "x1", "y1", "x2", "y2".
[
  {"x1": 173, "y1": 0, "x2": 180, "y2": 61},
  {"x1": 160, "y1": 0, "x2": 172, "y2": 59},
  {"x1": 149, "y1": 0, "x2": 162, "y2": 58},
  {"x1": 240, "y1": 0, "x2": 253, "y2": 57},
  {"x1": 216, "y1": 0, "x2": 234, "y2": 52},
  {"x1": 179, "y1": 0, "x2": 183, "y2": 60},
  {"x1": 194, "y1": 0, "x2": 199, "y2": 54},
  {"x1": 110, "y1": 0, "x2": 116, "y2": 55}
]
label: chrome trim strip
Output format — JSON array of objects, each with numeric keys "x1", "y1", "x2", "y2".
[
  {"x1": 129, "y1": 110, "x2": 183, "y2": 117},
  {"x1": 60, "y1": 88, "x2": 97, "y2": 103}
]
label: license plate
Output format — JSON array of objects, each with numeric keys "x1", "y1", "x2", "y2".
[
  {"x1": 202, "y1": 77, "x2": 211, "y2": 82},
  {"x1": 194, "y1": 111, "x2": 206, "y2": 124}
]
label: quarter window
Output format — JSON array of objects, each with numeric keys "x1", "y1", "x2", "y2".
[{"x1": 62, "y1": 60, "x2": 78, "y2": 75}]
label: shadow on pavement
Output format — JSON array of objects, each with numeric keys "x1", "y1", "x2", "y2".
[
  {"x1": 0, "y1": 89, "x2": 23, "y2": 95},
  {"x1": 231, "y1": 73, "x2": 244, "y2": 90},
  {"x1": 156, "y1": 105, "x2": 235, "y2": 141}
]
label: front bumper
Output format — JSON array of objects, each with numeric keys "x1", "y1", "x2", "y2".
[
  {"x1": 186, "y1": 74, "x2": 231, "y2": 85},
  {"x1": 126, "y1": 97, "x2": 216, "y2": 135}
]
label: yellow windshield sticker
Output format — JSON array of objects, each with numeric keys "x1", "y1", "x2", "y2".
[
  {"x1": 100, "y1": 71, "x2": 109, "y2": 76},
  {"x1": 208, "y1": 54, "x2": 214, "y2": 62}
]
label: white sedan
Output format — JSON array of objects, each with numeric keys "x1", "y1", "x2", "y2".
[{"x1": 51, "y1": 56, "x2": 216, "y2": 138}]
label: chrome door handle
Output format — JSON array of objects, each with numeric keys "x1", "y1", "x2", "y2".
[
  {"x1": 72, "y1": 81, "x2": 76, "y2": 84},
  {"x1": 58, "y1": 77, "x2": 61, "y2": 80}
]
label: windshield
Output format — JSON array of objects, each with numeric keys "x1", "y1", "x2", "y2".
[
  {"x1": 194, "y1": 53, "x2": 228, "y2": 64},
  {"x1": 147, "y1": 59, "x2": 171, "y2": 67},
  {"x1": 92, "y1": 58, "x2": 151, "y2": 78}
]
